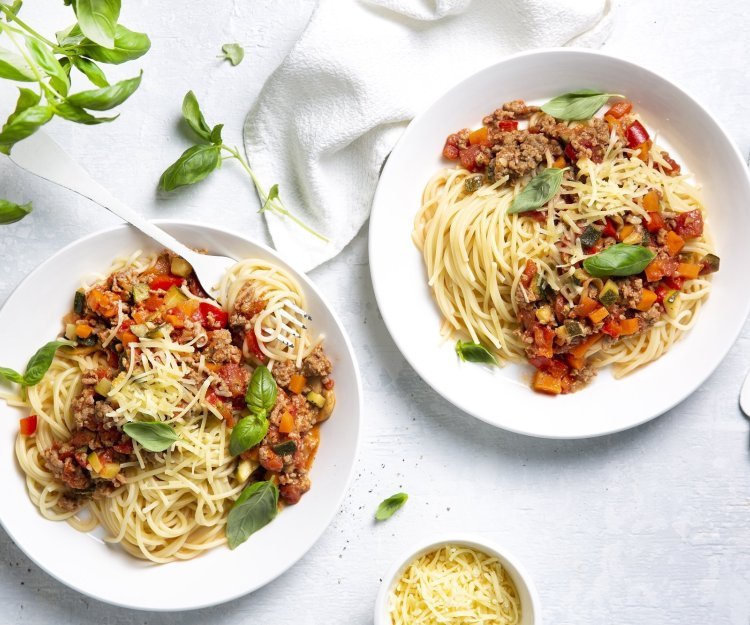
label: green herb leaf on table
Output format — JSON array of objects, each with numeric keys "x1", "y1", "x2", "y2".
[
  {"x1": 509, "y1": 167, "x2": 566, "y2": 214},
  {"x1": 181, "y1": 90, "x2": 213, "y2": 141},
  {"x1": 455, "y1": 340, "x2": 498, "y2": 365},
  {"x1": 245, "y1": 365, "x2": 277, "y2": 416},
  {"x1": 0, "y1": 198, "x2": 32, "y2": 224},
  {"x1": 122, "y1": 421, "x2": 180, "y2": 452},
  {"x1": 158, "y1": 144, "x2": 222, "y2": 191},
  {"x1": 219, "y1": 43, "x2": 244, "y2": 66},
  {"x1": 541, "y1": 89, "x2": 622, "y2": 121},
  {"x1": 67, "y1": 70, "x2": 141, "y2": 110},
  {"x1": 375, "y1": 492, "x2": 408, "y2": 521},
  {"x1": 229, "y1": 412, "x2": 269, "y2": 456},
  {"x1": 226, "y1": 481, "x2": 279, "y2": 549},
  {"x1": 74, "y1": 0, "x2": 121, "y2": 49},
  {"x1": 583, "y1": 244, "x2": 656, "y2": 278},
  {"x1": 0, "y1": 339, "x2": 74, "y2": 386},
  {"x1": 259, "y1": 184, "x2": 279, "y2": 213}
]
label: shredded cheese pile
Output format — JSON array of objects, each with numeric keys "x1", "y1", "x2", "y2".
[{"x1": 389, "y1": 545, "x2": 521, "y2": 625}]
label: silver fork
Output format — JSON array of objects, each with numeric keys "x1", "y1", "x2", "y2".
[{"x1": 10, "y1": 130, "x2": 308, "y2": 349}]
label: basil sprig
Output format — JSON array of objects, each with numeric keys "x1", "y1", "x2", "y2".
[
  {"x1": 159, "y1": 91, "x2": 328, "y2": 242},
  {"x1": 509, "y1": 167, "x2": 566, "y2": 214},
  {"x1": 375, "y1": 492, "x2": 408, "y2": 521},
  {"x1": 0, "y1": 198, "x2": 32, "y2": 224},
  {"x1": 583, "y1": 244, "x2": 656, "y2": 278},
  {"x1": 122, "y1": 421, "x2": 179, "y2": 452},
  {"x1": 0, "y1": 339, "x2": 74, "y2": 386},
  {"x1": 73, "y1": 0, "x2": 121, "y2": 49},
  {"x1": 219, "y1": 43, "x2": 244, "y2": 66},
  {"x1": 541, "y1": 89, "x2": 622, "y2": 121},
  {"x1": 226, "y1": 481, "x2": 279, "y2": 549},
  {"x1": 229, "y1": 365, "x2": 277, "y2": 456},
  {"x1": 455, "y1": 340, "x2": 498, "y2": 366}
]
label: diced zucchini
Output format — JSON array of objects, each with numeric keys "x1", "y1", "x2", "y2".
[
  {"x1": 65, "y1": 323, "x2": 78, "y2": 341},
  {"x1": 598, "y1": 279, "x2": 620, "y2": 308},
  {"x1": 555, "y1": 325, "x2": 569, "y2": 341},
  {"x1": 564, "y1": 320, "x2": 584, "y2": 338},
  {"x1": 572, "y1": 268, "x2": 589, "y2": 285},
  {"x1": 535, "y1": 305, "x2": 554, "y2": 324},
  {"x1": 236, "y1": 459, "x2": 255, "y2": 482},
  {"x1": 94, "y1": 378, "x2": 112, "y2": 397},
  {"x1": 272, "y1": 440, "x2": 297, "y2": 456},
  {"x1": 130, "y1": 323, "x2": 150, "y2": 338},
  {"x1": 306, "y1": 391, "x2": 326, "y2": 408},
  {"x1": 164, "y1": 285, "x2": 187, "y2": 308},
  {"x1": 132, "y1": 283, "x2": 150, "y2": 303},
  {"x1": 529, "y1": 273, "x2": 546, "y2": 300},
  {"x1": 317, "y1": 390, "x2": 335, "y2": 423},
  {"x1": 73, "y1": 290, "x2": 85, "y2": 315},
  {"x1": 579, "y1": 225, "x2": 601, "y2": 249},
  {"x1": 463, "y1": 175, "x2": 484, "y2": 194},
  {"x1": 664, "y1": 290, "x2": 681, "y2": 318},
  {"x1": 78, "y1": 335, "x2": 98, "y2": 347},
  {"x1": 170, "y1": 257, "x2": 193, "y2": 278},
  {"x1": 699, "y1": 253, "x2": 720, "y2": 275}
]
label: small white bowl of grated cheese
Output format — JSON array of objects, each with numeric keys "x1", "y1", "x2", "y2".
[{"x1": 374, "y1": 534, "x2": 540, "y2": 625}]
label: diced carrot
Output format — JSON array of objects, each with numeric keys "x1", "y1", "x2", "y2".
[
  {"x1": 636, "y1": 289, "x2": 657, "y2": 311},
  {"x1": 604, "y1": 114, "x2": 621, "y2": 134},
  {"x1": 532, "y1": 370, "x2": 562, "y2": 395},
  {"x1": 178, "y1": 299, "x2": 199, "y2": 316},
  {"x1": 606, "y1": 100, "x2": 632, "y2": 119},
  {"x1": 75, "y1": 324, "x2": 93, "y2": 339},
  {"x1": 468, "y1": 127, "x2": 488, "y2": 146},
  {"x1": 120, "y1": 331, "x2": 138, "y2": 347},
  {"x1": 677, "y1": 262, "x2": 701, "y2": 279},
  {"x1": 618, "y1": 225, "x2": 635, "y2": 242},
  {"x1": 642, "y1": 190, "x2": 660, "y2": 213},
  {"x1": 665, "y1": 231, "x2": 685, "y2": 256},
  {"x1": 568, "y1": 334, "x2": 602, "y2": 360},
  {"x1": 288, "y1": 374, "x2": 306, "y2": 395},
  {"x1": 588, "y1": 306, "x2": 610, "y2": 324},
  {"x1": 278, "y1": 411, "x2": 295, "y2": 434},
  {"x1": 552, "y1": 155, "x2": 566, "y2": 169},
  {"x1": 566, "y1": 353, "x2": 585, "y2": 370},
  {"x1": 645, "y1": 258, "x2": 678, "y2": 282},
  {"x1": 132, "y1": 308, "x2": 148, "y2": 324},
  {"x1": 637, "y1": 139, "x2": 652, "y2": 161},
  {"x1": 572, "y1": 293, "x2": 599, "y2": 317},
  {"x1": 618, "y1": 318, "x2": 640, "y2": 336},
  {"x1": 165, "y1": 313, "x2": 184, "y2": 328}
]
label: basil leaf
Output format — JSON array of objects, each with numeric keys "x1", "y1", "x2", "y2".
[
  {"x1": 245, "y1": 365, "x2": 277, "y2": 415},
  {"x1": 0, "y1": 198, "x2": 32, "y2": 224},
  {"x1": 122, "y1": 421, "x2": 179, "y2": 452},
  {"x1": 509, "y1": 167, "x2": 565, "y2": 214},
  {"x1": 0, "y1": 366, "x2": 24, "y2": 385},
  {"x1": 0, "y1": 47, "x2": 35, "y2": 82},
  {"x1": 455, "y1": 340, "x2": 498, "y2": 365},
  {"x1": 229, "y1": 412, "x2": 269, "y2": 456},
  {"x1": 71, "y1": 56, "x2": 109, "y2": 87},
  {"x1": 22, "y1": 339, "x2": 74, "y2": 386},
  {"x1": 226, "y1": 481, "x2": 278, "y2": 549},
  {"x1": 56, "y1": 24, "x2": 87, "y2": 48},
  {"x1": 541, "y1": 89, "x2": 621, "y2": 121},
  {"x1": 158, "y1": 144, "x2": 221, "y2": 191},
  {"x1": 67, "y1": 71, "x2": 141, "y2": 110},
  {"x1": 375, "y1": 492, "x2": 408, "y2": 521},
  {"x1": 25, "y1": 38, "x2": 69, "y2": 92},
  {"x1": 56, "y1": 101, "x2": 118, "y2": 125},
  {"x1": 209, "y1": 123, "x2": 223, "y2": 145},
  {"x1": 79, "y1": 25, "x2": 150, "y2": 64},
  {"x1": 181, "y1": 90, "x2": 212, "y2": 141},
  {"x1": 0, "y1": 105, "x2": 53, "y2": 154},
  {"x1": 259, "y1": 184, "x2": 279, "y2": 213},
  {"x1": 220, "y1": 43, "x2": 244, "y2": 66},
  {"x1": 74, "y1": 0, "x2": 121, "y2": 49},
  {"x1": 583, "y1": 244, "x2": 656, "y2": 278},
  {"x1": 7, "y1": 88, "x2": 40, "y2": 126}
]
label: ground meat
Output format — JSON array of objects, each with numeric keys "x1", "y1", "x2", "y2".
[
  {"x1": 531, "y1": 113, "x2": 571, "y2": 141},
  {"x1": 482, "y1": 108, "x2": 516, "y2": 127},
  {"x1": 44, "y1": 446, "x2": 92, "y2": 491},
  {"x1": 502, "y1": 99, "x2": 540, "y2": 118},
  {"x1": 301, "y1": 345, "x2": 332, "y2": 378},
  {"x1": 109, "y1": 268, "x2": 137, "y2": 295},
  {"x1": 289, "y1": 393, "x2": 320, "y2": 432},
  {"x1": 71, "y1": 388, "x2": 96, "y2": 430},
  {"x1": 229, "y1": 283, "x2": 266, "y2": 331},
  {"x1": 81, "y1": 369, "x2": 100, "y2": 386},
  {"x1": 177, "y1": 318, "x2": 207, "y2": 346},
  {"x1": 58, "y1": 494, "x2": 83, "y2": 511},
  {"x1": 566, "y1": 118, "x2": 611, "y2": 163},
  {"x1": 278, "y1": 474, "x2": 311, "y2": 505},
  {"x1": 204, "y1": 330, "x2": 241, "y2": 364},
  {"x1": 271, "y1": 360, "x2": 298, "y2": 389},
  {"x1": 491, "y1": 130, "x2": 562, "y2": 180},
  {"x1": 258, "y1": 446, "x2": 283, "y2": 472},
  {"x1": 620, "y1": 277, "x2": 644, "y2": 309}
]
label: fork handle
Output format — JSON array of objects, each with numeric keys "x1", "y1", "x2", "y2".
[{"x1": 10, "y1": 130, "x2": 196, "y2": 260}]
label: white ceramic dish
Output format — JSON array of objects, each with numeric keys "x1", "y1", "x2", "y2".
[
  {"x1": 369, "y1": 48, "x2": 750, "y2": 439},
  {"x1": 374, "y1": 534, "x2": 540, "y2": 625},
  {"x1": 0, "y1": 220, "x2": 362, "y2": 611}
]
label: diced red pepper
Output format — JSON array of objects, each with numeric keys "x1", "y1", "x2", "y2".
[
  {"x1": 605, "y1": 100, "x2": 632, "y2": 119},
  {"x1": 601, "y1": 318, "x2": 622, "y2": 338},
  {"x1": 564, "y1": 143, "x2": 577, "y2": 161},
  {"x1": 498, "y1": 120, "x2": 518, "y2": 132},
  {"x1": 520, "y1": 259, "x2": 537, "y2": 288},
  {"x1": 674, "y1": 209, "x2": 704, "y2": 239},
  {"x1": 532, "y1": 324, "x2": 555, "y2": 359},
  {"x1": 643, "y1": 211, "x2": 665, "y2": 233},
  {"x1": 245, "y1": 330, "x2": 266, "y2": 363},
  {"x1": 113, "y1": 440, "x2": 133, "y2": 454},
  {"x1": 663, "y1": 276, "x2": 685, "y2": 290},
  {"x1": 198, "y1": 302, "x2": 228, "y2": 329},
  {"x1": 658, "y1": 151, "x2": 681, "y2": 176},
  {"x1": 601, "y1": 218, "x2": 618, "y2": 239},
  {"x1": 459, "y1": 145, "x2": 482, "y2": 172},
  {"x1": 625, "y1": 120, "x2": 650, "y2": 149},
  {"x1": 19, "y1": 415, "x2": 37, "y2": 436},
  {"x1": 654, "y1": 285, "x2": 669, "y2": 305},
  {"x1": 150, "y1": 274, "x2": 185, "y2": 291}
]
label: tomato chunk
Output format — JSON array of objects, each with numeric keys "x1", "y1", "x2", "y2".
[
  {"x1": 19, "y1": 415, "x2": 37, "y2": 436},
  {"x1": 498, "y1": 120, "x2": 518, "y2": 132},
  {"x1": 674, "y1": 210, "x2": 704, "y2": 239},
  {"x1": 150, "y1": 274, "x2": 185, "y2": 291},
  {"x1": 198, "y1": 302, "x2": 228, "y2": 329},
  {"x1": 459, "y1": 145, "x2": 482, "y2": 172}
]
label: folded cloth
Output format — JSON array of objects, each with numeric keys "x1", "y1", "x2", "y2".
[{"x1": 244, "y1": 0, "x2": 613, "y2": 271}]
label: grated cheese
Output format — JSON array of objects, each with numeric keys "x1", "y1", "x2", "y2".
[{"x1": 389, "y1": 545, "x2": 521, "y2": 625}]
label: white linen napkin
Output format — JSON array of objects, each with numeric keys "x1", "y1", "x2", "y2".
[{"x1": 244, "y1": 0, "x2": 613, "y2": 271}]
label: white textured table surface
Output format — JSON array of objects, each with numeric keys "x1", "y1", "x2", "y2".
[{"x1": 1, "y1": 1, "x2": 750, "y2": 624}]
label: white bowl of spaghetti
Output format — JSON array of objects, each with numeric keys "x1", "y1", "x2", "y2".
[
  {"x1": 374, "y1": 534, "x2": 540, "y2": 625},
  {"x1": 0, "y1": 220, "x2": 361, "y2": 610},
  {"x1": 369, "y1": 48, "x2": 750, "y2": 438}
]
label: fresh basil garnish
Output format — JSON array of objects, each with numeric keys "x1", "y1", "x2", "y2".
[
  {"x1": 74, "y1": 0, "x2": 121, "y2": 49},
  {"x1": 219, "y1": 43, "x2": 244, "y2": 66},
  {"x1": 375, "y1": 492, "x2": 408, "y2": 521},
  {"x1": 0, "y1": 198, "x2": 32, "y2": 224},
  {"x1": 583, "y1": 243, "x2": 656, "y2": 278},
  {"x1": 181, "y1": 90, "x2": 213, "y2": 142},
  {"x1": 541, "y1": 89, "x2": 622, "y2": 121},
  {"x1": 229, "y1": 412, "x2": 269, "y2": 456},
  {"x1": 508, "y1": 167, "x2": 566, "y2": 214},
  {"x1": 0, "y1": 48, "x2": 35, "y2": 82},
  {"x1": 455, "y1": 340, "x2": 498, "y2": 366},
  {"x1": 122, "y1": 421, "x2": 180, "y2": 452},
  {"x1": 245, "y1": 365, "x2": 278, "y2": 416},
  {"x1": 71, "y1": 57, "x2": 109, "y2": 88},
  {"x1": 226, "y1": 481, "x2": 279, "y2": 549},
  {"x1": 0, "y1": 105, "x2": 54, "y2": 154},
  {"x1": 67, "y1": 71, "x2": 142, "y2": 111},
  {"x1": 25, "y1": 38, "x2": 69, "y2": 93},
  {"x1": 77, "y1": 25, "x2": 151, "y2": 64},
  {"x1": 0, "y1": 339, "x2": 75, "y2": 386},
  {"x1": 158, "y1": 144, "x2": 222, "y2": 191}
]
